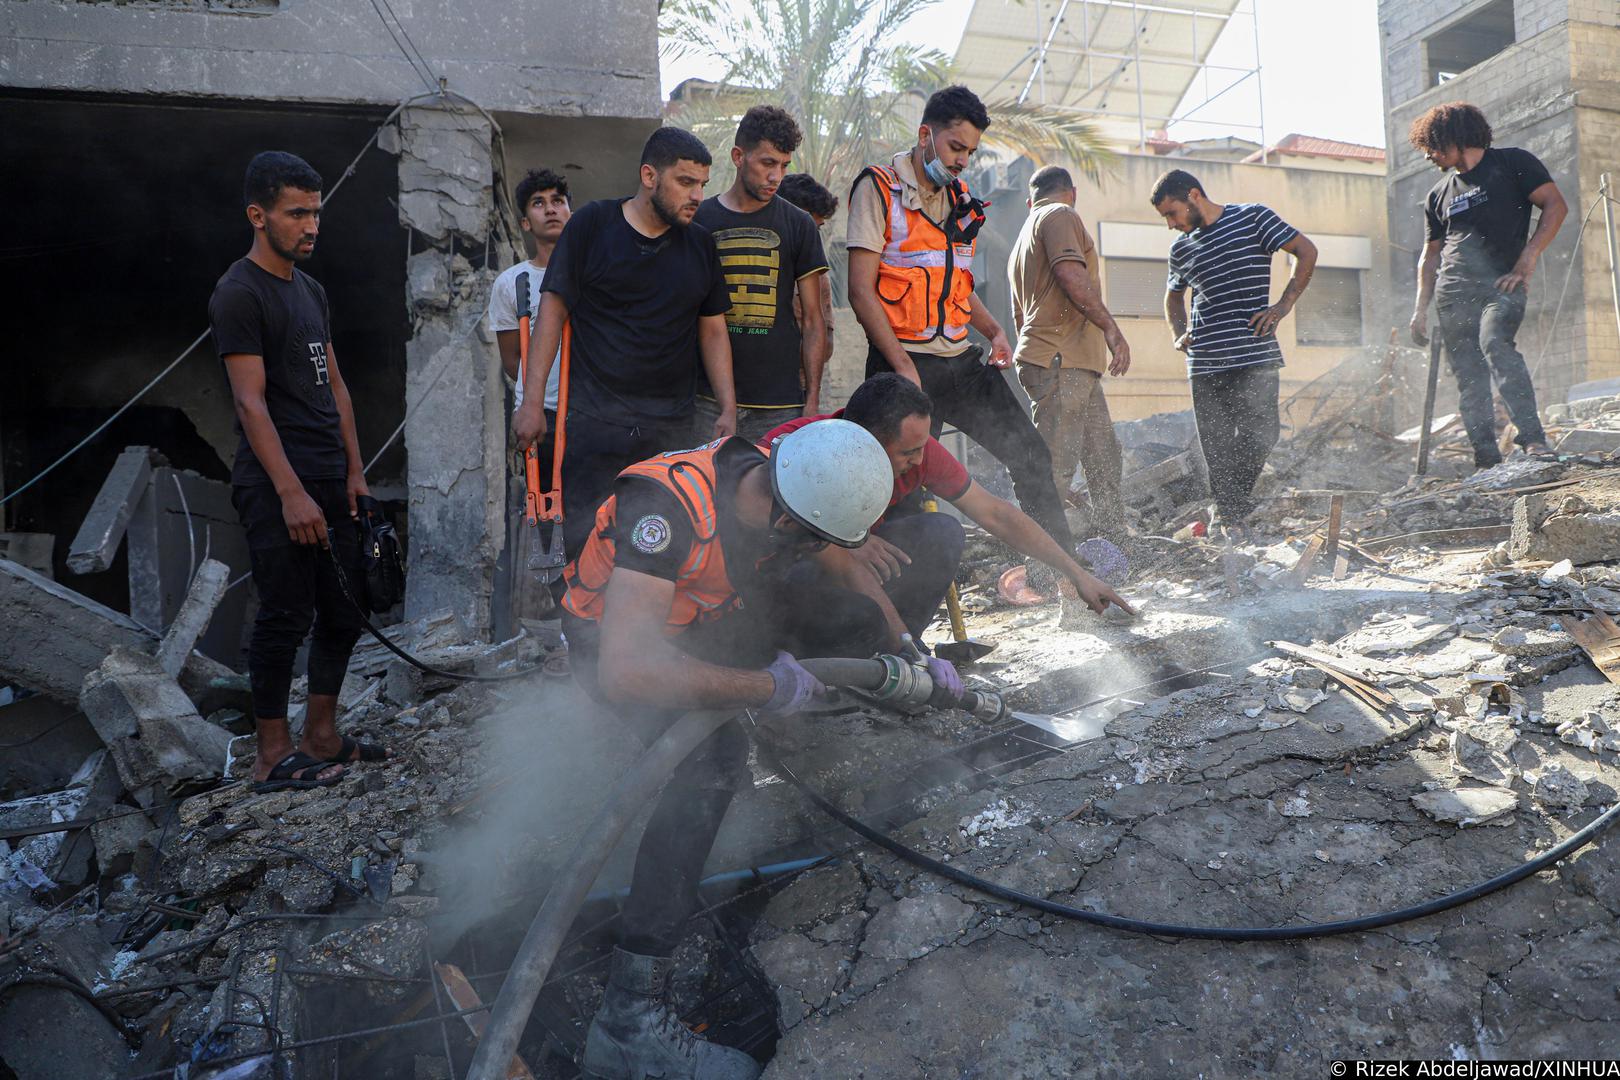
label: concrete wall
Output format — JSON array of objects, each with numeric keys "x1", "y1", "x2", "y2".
[
  {"x1": 1379, "y1": 0, "x2": 1620, "y2": 402},
  {"x1": 0, "y1": 0, "x2": 661, "y2": 119}
]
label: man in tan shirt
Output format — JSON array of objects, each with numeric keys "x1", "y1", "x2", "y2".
[{"x1": 1009, "y1": 165, "x2": 1132, "y2": 540}]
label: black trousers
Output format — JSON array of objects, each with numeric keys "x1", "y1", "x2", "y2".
[
  {"x1": 560, "y1": 411, "x2": 696, "y2": 560},
  {"x1": 232, "y1": 479, "x2": 367, "y2": 720},
  {"x1": 1435, "y1": 282, "x2": 1547, "y2": 466},
  {"x1": 564, "y1": 577, "x2": 888, "y2": 957},
  {"x1": 1189, "y1": 363, "x2": 1280, "y2": 523},
  {"x1": 788, "y1": 510, "x2": 964, "y2": 641},
  {"x1": 867, "y1": 344, "x2": 1074, "y2": 551}
]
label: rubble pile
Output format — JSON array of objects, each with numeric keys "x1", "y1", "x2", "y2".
[{"x1": 0, "y1": 580, "x2": 550, "y2": 1077}]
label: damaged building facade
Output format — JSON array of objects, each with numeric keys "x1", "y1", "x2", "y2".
[
  {"x1": 0, "y1": 0, "x2": 661, "y2": 642},
  {"x1": 1380, "y1": 0, "x2": 1620, "y2": 402}
]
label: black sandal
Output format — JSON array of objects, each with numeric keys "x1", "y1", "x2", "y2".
[
  {"x1": 254, "y1": 751, "x2": 346, "y2": 793},
  {"x1": 326, "y1": 734, "x2": 388, "y2": 765}
]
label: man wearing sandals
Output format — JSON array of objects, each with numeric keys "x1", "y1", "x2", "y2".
[{"x1": 210, "y1": 151, "x2": 385, "y2": 792}]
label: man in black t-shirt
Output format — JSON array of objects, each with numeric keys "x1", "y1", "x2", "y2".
[
  {"x1": 693, "y1": 105, "x2": 830, "y2": 442},
  {"x1": 1408, "y1": 102, "x2": 1568, "y2": 466},
  {"x1": 209, "y1": 151, "x2": 382, "y2": 792},
  {"x1": 512, "y1": 127, "x2": 735, "y2": 557}
]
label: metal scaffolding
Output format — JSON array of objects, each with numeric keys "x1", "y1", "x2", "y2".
[{"x1": 955, "y1": 0, "x2": 1267, "y2": 156}]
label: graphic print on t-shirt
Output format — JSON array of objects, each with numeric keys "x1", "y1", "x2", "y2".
[
  {"x1": 715, "y1": 226, "x2": 782, "y2": 332},
  {"x1": 290, "y1": 316, "x2": 335, "y2": 404},
  {"x1": 306, "y1": 341, "x2": 331, "y2": 387}
]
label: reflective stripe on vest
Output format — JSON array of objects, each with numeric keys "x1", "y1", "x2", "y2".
[
  {"x1": 560, "y1": 442, "x2": 742, "y2": 633},
  {"x1": 862, "y1": 164, "x2": 975, "y2": 345}
]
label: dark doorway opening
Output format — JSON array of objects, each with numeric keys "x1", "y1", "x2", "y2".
[{"x1": 0, "y1": 92, "x2": 408, "y2": 609}]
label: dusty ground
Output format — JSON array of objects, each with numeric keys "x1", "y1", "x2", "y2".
[{"x1": 750, "y1": 551, "x2": 1620, "y2": 1077}]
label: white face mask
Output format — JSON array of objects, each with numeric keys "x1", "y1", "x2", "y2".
[{"x1": 922, "y1": 128, "x2": 954, "y2": 188}]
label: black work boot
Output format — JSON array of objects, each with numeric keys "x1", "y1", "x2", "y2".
[{"x1": 581, "y1": 947, "x2": 762, "y2": 1080}]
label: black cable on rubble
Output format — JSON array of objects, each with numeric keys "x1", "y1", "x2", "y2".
[
  {"x1": 768, "y1": 749, "x2": 1620, "y2": 942},
  {"x1": 325, "y1": 545, "x2": 537, "y2": 683}
]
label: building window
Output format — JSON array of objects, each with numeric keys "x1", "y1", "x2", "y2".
[
  {"x1": 1295, "y1": 268, "x2": 1363, "y2": 347},
  {"x1": 1104, "y1": 258, "x2": 1169, "y2": 318},
  {"x1": 1425, "y1": 0, "x2": 1514, "y2": 87}
]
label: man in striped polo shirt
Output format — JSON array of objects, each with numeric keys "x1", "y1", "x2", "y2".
[{"x1": 1153, "y1": 169, "x2": 1318, "y2": 536}]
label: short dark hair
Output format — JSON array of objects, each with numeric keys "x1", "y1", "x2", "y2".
[
  {"x1": 642, "y1": 126, "x2": 712, "y2": 170},
  {"x1": 844, "y1": 373, "x2": 935, "y2": 445},
  {"x1": 515, "y1": 168, "x2": 569, "y2": 212},
  {"x1": 778, "y1": 173, "x2": 838, "y2": 219},
  {"x1": 736, "y1": 105, "x2": 802, "y2": 154},
  {"x1": 1030, "y1": 165, "x2": 1074, "y2": 201},
  {"x1": 1150, "y1": 168, "x2": 1205, "y2": 206},
  {"x1": 244, "y1": 151, "x2": 322, "y2": 210},
  {"x1": 1408, "y1": 102, "x2": 1493, "y2": 154},
  {"x1": 922, "y1": 85, "x2": 991, "y2": 133}
]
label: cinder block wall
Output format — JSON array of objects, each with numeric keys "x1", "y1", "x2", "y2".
[{"x1": 1379, "y1": 0, "x2": 1620, "y2": 402}]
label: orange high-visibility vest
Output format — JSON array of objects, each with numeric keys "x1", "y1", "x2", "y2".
[
  {"x1": 858, "y1": 164, "x2": 978, "y2": 346},
  {"x1": 562, "y1": 440, "x2": 744, "y2": 633}
]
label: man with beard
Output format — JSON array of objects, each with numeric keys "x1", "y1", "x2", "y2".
[
  {"x1": 209, "y1": 151, "x2": 380, "y2": 791},
  {"x1": 562, "y1": 420, "x2": 897, "y2": 1080},
  {"x1": 694, "y1": 105, "x2": 830, "y2": 441},
  {"x1": 846, "y1": 85, "x2": 1079, "y2": 591},
  {"x1": 513, "y1": 127, "x2": 735, "y2": 556},
  {"x1": 1154, "y1": 169, "x2": 1318, "y2": 538}
]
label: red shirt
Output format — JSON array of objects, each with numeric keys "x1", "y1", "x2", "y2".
[{"x1": 760, "y1": 411, "x2": 972, "y2": 511}]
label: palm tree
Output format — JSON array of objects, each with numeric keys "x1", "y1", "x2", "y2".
[{"x1": 661, "y1": 0, "x2": 1115, "y2": 196}]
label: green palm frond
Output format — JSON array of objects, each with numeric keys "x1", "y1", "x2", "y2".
[{"x1": 660, "y1": 0, "x2": 1116, "y2": 193}]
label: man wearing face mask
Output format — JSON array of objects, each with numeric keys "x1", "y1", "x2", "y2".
[
  {"x1": 562, "y1": 420, "x2": 896, "y2": 1080},
  {"x1": 847, "y1": 85, "x2": 1078, "y2": 587},
  {"x1": 694, "y1": 105, "x2": 830, "y2": 442},
  {"x1": 513, "y1": 127, "x2": 736, "y2": 558}
]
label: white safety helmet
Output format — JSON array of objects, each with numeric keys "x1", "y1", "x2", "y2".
[{"x1": 769, "y1": 419, "x2": 893, "y2": 547}]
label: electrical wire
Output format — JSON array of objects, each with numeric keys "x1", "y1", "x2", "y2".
[
  {"x1": 365, "y1": 0, "x2": 439, "y2": 94},
  {"x1": 0, "y1": 329, "x2": 209, "y2": 509},
  {"x1": 1530, "y1": 187, "x2": 1607, "y2": 379}
]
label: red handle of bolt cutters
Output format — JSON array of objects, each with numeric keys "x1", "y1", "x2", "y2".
[{"x1": 539, "y1": 322, "x2": 571, "y2": 524}]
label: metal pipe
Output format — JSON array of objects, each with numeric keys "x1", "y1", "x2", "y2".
[
  {"x1": 1250, "y1": 0, "x2": 1267, "y2": 163},
  {"x1": 1602, "y1": 173, "x2": 1620, "y2": 352}
]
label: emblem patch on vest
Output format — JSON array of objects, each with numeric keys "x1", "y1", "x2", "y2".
[{"x1": 630, "y1": 515, "x2": 672, "y2": 555}]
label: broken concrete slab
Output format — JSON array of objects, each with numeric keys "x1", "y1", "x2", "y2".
[
  {"x1": 1554, "y1": 428, "x2": 1620, "y2": 456},
  {"x1": 0, "y1": 532, "x2": 56, "y2": 579},
  {"x1": 0, "y1": 749, "x2": 122, "y2": 887},
  {"x1": 66, "y1": 445, "x2": 155, "y2": 574},
  {"x1": 0, "y1": 557, "x2": 242, "y2": 707},
  {"x1": 156, "y1": 557, "x2": 231, "y2": 678},
  {"x1": 1411, "y1": 785, "x2": 1519, "y2": 826},
  {"x1": 1531, "y1": 765, "x2": 1590, "y2": 813},
  {"x1": 0, "y1": 984, "x2": 130, "y2": 1080},
  {"x1": 1509, "y1": 482, "x2": 1620, "y2": 566},
  {"x1": 79, "y1": 647, "x2": 233, "y2": 804}
]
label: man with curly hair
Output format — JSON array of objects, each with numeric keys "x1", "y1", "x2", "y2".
[
  {"x1": 1408, "y1": 102, "x2": 1567, "y2": 465},
  {"x1": 694, "y1": 106, "x2": 830, "y2": 440}
]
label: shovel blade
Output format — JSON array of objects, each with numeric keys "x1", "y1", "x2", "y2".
[{"x1": 936, "y1": 639, "x2": 995, "y2": 665}]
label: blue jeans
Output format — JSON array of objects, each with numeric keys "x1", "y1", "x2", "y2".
[{"x1": 1435, "y1": 283, "x2": 1546, "y2": 466}]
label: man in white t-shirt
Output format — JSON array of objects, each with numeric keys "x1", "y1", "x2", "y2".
[{"x1": 488, "y1": 168, "x2": 572, "y2": 610}]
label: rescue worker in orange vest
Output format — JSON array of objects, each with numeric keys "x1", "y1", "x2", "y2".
[
  {"x1": 846, "y1": 84, "x2": 1079, "y2": 592},
  {"x1": 561, "y1": 420, "x2": 911, "y2": 1080}
]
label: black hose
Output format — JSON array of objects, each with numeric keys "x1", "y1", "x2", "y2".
[
  {"x1": 468, "y1": 708, "x2": 742, "y2": 1080},
  {"x1": 767, "y1": 748, "x2": 1620, "y2": 942},
  {"x1": 326, "y1": 545, "x2": 536, "y2": 683}
]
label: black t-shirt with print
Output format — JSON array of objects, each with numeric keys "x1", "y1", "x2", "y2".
[
  {"x1": 541, "y1": 198, "x2": 731, "y2": 425},
  {"x1": 207, "y1": 258, "x2": 347, "y2": 487},
  {"x1": 1424, "y1": 147, "x2": 1554, "y2": 287},
  {"x1": 693, "y1": 195, "x2": 828, "y2": 408}
]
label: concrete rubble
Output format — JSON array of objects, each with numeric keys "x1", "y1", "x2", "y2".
[{"x1": 1, "y1": 379, "x2": 1617, "y2": 1077}]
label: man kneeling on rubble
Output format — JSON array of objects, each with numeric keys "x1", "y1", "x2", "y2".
[
  {"x1": 763, "y1": 373, "x2": 1134, "y2": 650},
  {"x1": 560, "y1": 420, "x2": 902, "y2": 1079}
]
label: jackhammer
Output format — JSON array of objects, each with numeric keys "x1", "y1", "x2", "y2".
[{"x1": 465, "y1": 652, "x2": 998, "y2": 1080}]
